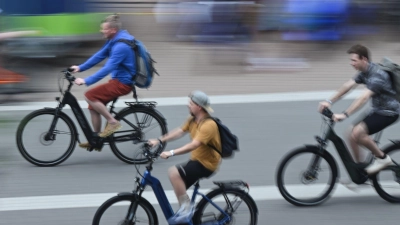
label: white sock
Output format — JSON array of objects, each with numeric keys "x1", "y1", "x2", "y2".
[{"x1": 178, "y1": 194, "x2": 190, "y2": 208}]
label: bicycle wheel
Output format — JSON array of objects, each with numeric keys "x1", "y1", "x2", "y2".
[
  {"x1": 16, "y1": 109, "x2": 77, "y2": 166},
  {"x1": 276, "y1": 146, "x2": 338, "y2": 206},
  {"x1": 110, "y1": 107, "x2": 167, "y2": 164},
  {"x1": 371, "y1": 143, "x2": 400, "y2": 203},
  {"x1": 92, "y1": 195, "x2": 158, "y2": 225},
  {"x1": 193, "y1": 188, "x2": 258, "y2": 225}
]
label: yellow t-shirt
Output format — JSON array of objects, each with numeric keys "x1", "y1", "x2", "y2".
[{"x1": 181, "y1": 116, "x2": 222, "y2": 171}]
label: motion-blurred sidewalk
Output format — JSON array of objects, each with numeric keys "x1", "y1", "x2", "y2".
[{"x1": 3, "y1": 37, "x2": 400, "y2": 105}]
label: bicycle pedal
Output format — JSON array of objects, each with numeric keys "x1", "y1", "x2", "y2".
[{"x1": 87, "y1": 147, "x2": 102, "y2": 152}]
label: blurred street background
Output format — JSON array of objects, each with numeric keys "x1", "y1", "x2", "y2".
[
  {"x1": 1, "y1": 0, "x2": 400, "y2": 102},
  {"x1": 1, "y1": 0, "x2": 400, "y2": 225}
]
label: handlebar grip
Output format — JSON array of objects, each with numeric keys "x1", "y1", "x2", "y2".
[
  {"x1": 67, "y1": 67, "x2": 75, "y2": 72},
  {"x1": 142, "y1": 142, "x2": 163, "y2": 160},
  {"x1": 322, "y1": 108, "x2": 333, "y2": 119}
]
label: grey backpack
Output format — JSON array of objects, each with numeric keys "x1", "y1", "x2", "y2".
[{"x1": 378, "y1": 57, "x2": 400, "y2": 102}]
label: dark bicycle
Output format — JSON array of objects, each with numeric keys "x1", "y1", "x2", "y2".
[
  {"x1": 276, "y1": 108, "x2": 400, "y2": 206},
  {"x1": 16, "y1": 68, "x2": 168, "y2": 166},
  {"x1": 92, "y1": 142, "x2": 258, "y2": 225}
]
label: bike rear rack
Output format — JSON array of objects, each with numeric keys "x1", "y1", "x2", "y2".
[{"x1": 125, "y1": 101, "x2": 157, "y2": 108}]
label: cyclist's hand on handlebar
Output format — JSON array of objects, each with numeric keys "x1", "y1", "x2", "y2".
[
  {"x1": 148, "y1": 139, "x2": 160, "y2": 147},
  {"x1": 160, "y1": 151, "x2": 172, "y2": 159},
  {"x1": 70, "y1": 65, "x2": 80, "y2": 73},
  {"x1": 332, "y1": 113, "x2": 346, "y2": 122},
  {"x1": 74, "y1": 78, "x2": 86, "y2": 86},
  {"x1": 318, "y1": 101, "x2": 331, "y2": 113}
]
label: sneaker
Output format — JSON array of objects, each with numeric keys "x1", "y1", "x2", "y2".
[
  {"x1": 78, "y1": 142, "x2": 102, "y2": 151},
  {"x1": 99, "y1": 121, "x2": 121, "y2": 138},
  {"x1": 167, "y1": 203, "x2": 195, "y2": 224},
  {"x1": 365, "y1": 155, "x2": 394, "y2": 174}
]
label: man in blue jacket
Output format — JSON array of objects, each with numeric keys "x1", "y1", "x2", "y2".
[{"x1": 70, "y1": 14, "x2": 136, "y2": 150}]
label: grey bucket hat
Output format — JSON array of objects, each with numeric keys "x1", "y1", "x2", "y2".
[{"x1": 189, "y1": 90, "x2": 214, "y2": 113}]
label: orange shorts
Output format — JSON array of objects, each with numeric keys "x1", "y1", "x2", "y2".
[{"x1": 85, "y1": 79, "x2": 132, "y2": 110}]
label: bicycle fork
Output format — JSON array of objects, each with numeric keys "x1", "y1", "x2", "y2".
[
  {"x1": 303, "y1": 136, "x2": 329, "y2": 182},
  {"x1": 303, "y1": 154, "x2": 322, "y2": 183},
  {"x1": 122, "y1": 178, "x2": 145, "y2": 224},
  {"x1": 44, "y1": 108, "x2": 62, "y2": 141}
]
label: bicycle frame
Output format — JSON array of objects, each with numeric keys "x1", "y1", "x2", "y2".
[
  {"x1": 45, "y1": 83, "x2": 119, "y2": 148},
  {"x1": 317, "y1": 121, "x2": 370, "y2": 184},
  {"x1": 135, "y1": 166, "x2": 230, "y2": 225},
  {"x1": 45, "y1": 72, "x2": 167, "y2": 154},
  {"x1": 314, "y1": 117, "x2": 400, "y2": 184}
]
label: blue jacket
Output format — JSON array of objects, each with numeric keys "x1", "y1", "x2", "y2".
[{"x1": 80, "y1": 30, "x2": 136, "y2": 86}]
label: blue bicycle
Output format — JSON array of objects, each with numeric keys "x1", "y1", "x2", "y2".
[{"x1": 92, "y1": 143, "x2": 258, "y2": 225}]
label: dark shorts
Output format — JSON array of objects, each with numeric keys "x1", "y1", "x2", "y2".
[
  {"x1": 85, "y1": 79, "x2": 132, "y2": 110},
  {"x1": 357, "y1": 112, "x2": 399, "y2": 135},
  {"x1": 176, "y1": 160, "x2": 214, "y2": 189}
]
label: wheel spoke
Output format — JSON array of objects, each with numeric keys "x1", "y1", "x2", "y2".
[
  {"x1": 16, "y1": 110, "x2": 76, "y2": 166},
  {"x1": 139, "y1": 112, "x2": 154, "y2": 129},
  {"x1": 54, "y1": 130, "x2": 72, "y2": 135},
  {"x1": 110, "y1": 109, "x2": 167, "y2": 164},
  {"x1": 276, "y1": 147, "x2": 337, "y2": 206},
  {"x1": 93, "y1": 196, "x2": 157, "y2": 225},
  {"x1": 373, "y1": 145, "x2": 400, "y2": 202},
  {"x1": 193, "y1": 189, "x2": 257, "y2": 225}
]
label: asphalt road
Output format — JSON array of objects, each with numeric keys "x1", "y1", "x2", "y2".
[{"x1": 1, "y1": 99, "x2": 400, "y2": 225}]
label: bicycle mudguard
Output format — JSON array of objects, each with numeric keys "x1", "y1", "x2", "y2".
[
  {"x1": 213, "y1": 180, "x2": 249, "y2": 188},
  {"x1": 117, "y1": 192, "x2": 156, "y2": 207},
  {"x1": 117, "y1": 192, "x2": 137, "y2": 197},
  {"x1": 326, "y1": 130, "x2": 369, "y2": 184},
  {"x1": 150, "y1": 108, "x2": 167, "y2": 125}
]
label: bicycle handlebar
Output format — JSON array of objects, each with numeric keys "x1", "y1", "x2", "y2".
[
  {"x1": 141, "y1": 142, "x2": 162, "y2": 161},
  {"x1": 321, "y1": 107, "x2": 334, "y2": 120},
  {"x1": 61, "y1": 68, "x2": 76, "y2": 82}
]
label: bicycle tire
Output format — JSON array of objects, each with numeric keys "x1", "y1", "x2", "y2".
[
  {"x1": 276, "y1": 146, "x2": 338, "y2": 206},
  {"x1": 16, "y1": 108, "x2": 77, "y2": 167},
  {"x1": 371, "y1": 142, "x2": 400, "y2": 203},
  {"x1": 92, "y1": 194, "x2": 158, "y2": 225},
  {"x1": 110, "y1": 107, "x2": 167, "y2": 164},
  {"x1": 193, "y1": 187, "x2": 258, "y2": 225}
]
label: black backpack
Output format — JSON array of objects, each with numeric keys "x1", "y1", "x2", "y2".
[
  {"x1": 199, "y1": 117, "x2": 239, "y2": 158},
  {"x1": 378, "y1": 57, "x2": 400, "y2": 102}
]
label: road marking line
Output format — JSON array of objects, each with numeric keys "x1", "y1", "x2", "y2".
[
  {"x1": 0, "y1": 90, "x2": 363, "y2": 112},
  {"x1": 0, "y1": 183, "x2": 385, "y2": 211}
]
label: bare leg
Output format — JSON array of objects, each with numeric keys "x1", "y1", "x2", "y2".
[
  {"x1": 348, "y1": 125, "x2": 363, "y2": 163},
  {"x1": 89, "y1": 109, "x2": 102, "y2": 133},
  {"x1": 168, "y1": 167, "x2": 189, "y2": 206},
  {"x1": 352, "y1": 123, "x2": 385, "y2": 159},
  {"x1": 85, "y1": 97, "x2": 118, "y2": 124}
]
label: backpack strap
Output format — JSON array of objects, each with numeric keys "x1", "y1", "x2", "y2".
[
  {"x1": 117, "y1": 39, "x2": 137, "y2": 50},
  {"x1": 115, "y1": 39, "x2": 137, "y2": 76},
  {"x1": 114, "y1": 39, "x2": 138, "y2": 99},
  {"x1": 193, "y1": 117, "x2": 222, "y2": 156}
]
